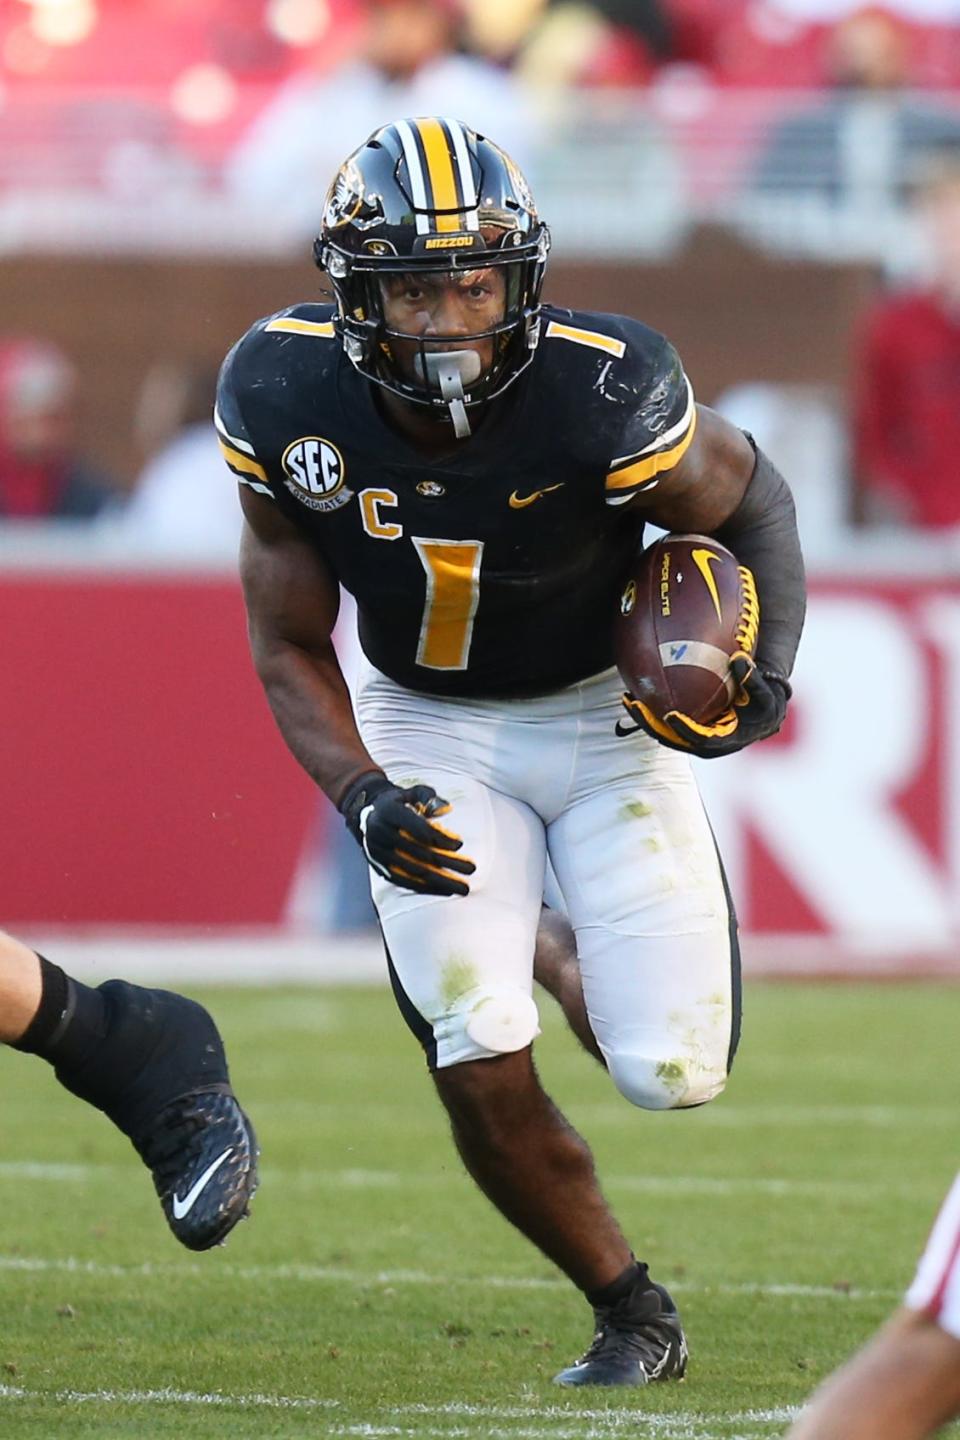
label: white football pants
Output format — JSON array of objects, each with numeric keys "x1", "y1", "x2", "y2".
[{"x1": 354, "y1": 660, "x2": 740, "y2": 1111}]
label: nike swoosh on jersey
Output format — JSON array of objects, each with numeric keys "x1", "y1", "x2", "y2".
[
  {"x1": 171, "y1": 1147, "x2": 234, "y2": 1220},
  {"x1": 508, "y1": 484, "x2": 565, "y2": 509},
  {"x1": 691, "y1": 548, "x2": 724, "y2": 624}
]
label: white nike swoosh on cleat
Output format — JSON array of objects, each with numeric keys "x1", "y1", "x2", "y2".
[{"x1": 171, "y1": 1148, "x2": 234, "y2": 1220}]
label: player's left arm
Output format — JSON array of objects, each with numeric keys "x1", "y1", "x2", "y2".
[{"x1": 632, "y1": 404, "x2": 806, "y2": 756}]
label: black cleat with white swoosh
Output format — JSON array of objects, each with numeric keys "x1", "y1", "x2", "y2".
[
  {"x1": 54, "y1": 979, "x2": 258, "y2": 1250},
  {"x1": 134, "y1": 1088, "x2": 258, "y2": 1251}
]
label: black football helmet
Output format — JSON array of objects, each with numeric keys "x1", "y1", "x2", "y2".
[{"x1": 314, "y1": 117, "x2": 550, "y2": 435}]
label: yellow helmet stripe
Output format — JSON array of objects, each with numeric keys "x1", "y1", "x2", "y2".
[{"x1": 415, "y1": 117, "x2": 461, "y2": 234}]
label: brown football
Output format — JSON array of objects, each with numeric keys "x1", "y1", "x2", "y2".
[{"x1": 613, "y1": 533, "x2": 758, "y2": 724}]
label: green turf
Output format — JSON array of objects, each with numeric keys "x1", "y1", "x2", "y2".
[{"x1": 2, "y1": 980, "x2": 959, "y2": 1439}]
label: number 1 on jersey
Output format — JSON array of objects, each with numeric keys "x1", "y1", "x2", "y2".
[{"x1": 412, "y1": 537, "x2": 484, "y2": 670}]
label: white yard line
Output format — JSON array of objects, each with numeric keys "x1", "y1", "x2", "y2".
[
  {"x1": 0, "y1": 1253, "x2": 898, "y2": 1302},
  {"x1": 571, "y1": 1104, "x2": 954, "y2": 1130},
  {"x1": 0, "y1": 1384, "x2": 337, "y2": 1411},
  {"x1": 0, "y1": 1162, "x2": 93, "y2": 1181},
  {"x1": 0, "y1": 1160, "x2": 929, "y2": 1203},
  {"x1": 403, "y1": 1403, "x2": 799, "y2": 1427},
  {"x1": 0, "y1": 1383, "x2": 798, "y2": 1437}
]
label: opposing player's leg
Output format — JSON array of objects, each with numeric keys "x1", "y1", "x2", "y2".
[
  {"x1": 787, "y1": 1172, "x2": 960, "y2": 1439},
  {"x1": 785, "y1": 1309, "x2": 960, "y2": 1440},
  {"x1": 0, "y1": 929, "x2": 43, "y2": 1042},
  {"x1": 2, "y1": 930, "x2": 258, "y2": 1249}
]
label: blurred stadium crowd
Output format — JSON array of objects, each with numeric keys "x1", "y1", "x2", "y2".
[
  {"x1": 3, "y1": 0, "x2": 960, "y2": 237},
  {"x1": 1, "y1": 0, "x2": 959, "y2": 555}
]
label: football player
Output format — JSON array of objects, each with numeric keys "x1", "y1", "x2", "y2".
[
  {"x1": 217, "y1": 117, "x2": 806, "y2": 1385},
  {"x1": 785, "y1": 1172, "x2": 960, "y2": 1439},
  {"x1": 1, "y1": 929, "x2": 257, "y2": 1250}
]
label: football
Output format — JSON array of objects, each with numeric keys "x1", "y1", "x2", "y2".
[{"x1": 614, "y1": 533, "x2": 759, "y2": 725}]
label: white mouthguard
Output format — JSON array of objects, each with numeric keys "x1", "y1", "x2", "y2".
[{"x1": 414, "y1": 350, "x2": 483, "y2": 438}]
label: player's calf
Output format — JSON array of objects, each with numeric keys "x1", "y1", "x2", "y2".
[{"x1": 13, "y1": 958, "x2": 258, "y2": 1250}]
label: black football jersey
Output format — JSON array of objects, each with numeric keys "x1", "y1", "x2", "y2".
[{"x1": 216, "y1": 302, "x2": 696, "y2": 698}]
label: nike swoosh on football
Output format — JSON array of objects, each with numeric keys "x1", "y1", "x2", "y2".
[
  {"x1": 690, "y1": 547, "x2": 724, "y2": 624},
  {"x1": 508, "y1": 484, "x2": 564, "y2": 509},
  {"x1": 171, "y1": 1147, "x2": 234, "y2": 1220}
]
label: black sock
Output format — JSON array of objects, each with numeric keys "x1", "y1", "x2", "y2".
[
  {"x1": 61, "y1": 980, "x2": 229, "y2": 1140},
  {"x1": 13, "y1": 962, "x2": 228, "y2": 1144},
  {"x1": 11, "y1": 956, "x2": 108, "y2": 1069},
  {"x1": 586, "y1": 1260, "x2": 650, "y2": 1309}
]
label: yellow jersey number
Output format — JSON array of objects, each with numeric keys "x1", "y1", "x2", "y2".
[
  {"x1": 358, "y1": 489, "x2": 483, "y2": 671},
  {"x1": 411, "y1": 538, "x2": 484, "y2": 672}
]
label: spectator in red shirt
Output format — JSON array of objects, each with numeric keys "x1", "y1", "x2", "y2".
[
  {"x1": 852, "y1": 155, "x2": 960, "y2": 527},
  {"x1": 0, "y1": 338, "x2": 116, "y2": 520}
]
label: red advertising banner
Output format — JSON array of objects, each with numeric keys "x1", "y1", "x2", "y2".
[
  {"x1": 3, "y1": 571, "x2": 959, "y2": 967},
  {"x1": 696, "y1": 575, "x2": 960, "y2": 966},
  {"x1": 0, "y1": 575, "x2": 317, "y2": 926}
]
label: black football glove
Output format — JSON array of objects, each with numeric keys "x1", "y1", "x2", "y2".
[
  {"x1": 620, "y1": 654, "x2": 791, "y2": 759},
  {"x1": 339, "y1": 770, "x2": 476, "y2": 897}
]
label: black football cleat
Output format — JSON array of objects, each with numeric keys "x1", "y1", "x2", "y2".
[
  {"x1": 133, "y1": 1088, "x2": 258, "y2": 1251},
  {"x1": 553, "y1": 1281, "x2": 688, "y2": 1387},
  {"x1": 55, "y1": 980, "x2": 258, "y2": 1250}
]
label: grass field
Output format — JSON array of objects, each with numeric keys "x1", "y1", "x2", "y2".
[{"x1": 2, "y1": 978, "x2": 959, "y2": 1439}]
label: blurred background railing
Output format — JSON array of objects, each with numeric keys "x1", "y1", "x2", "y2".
[
  {"x1": 2, "y1": 0, "x2": 959, "y2": 973},
  {"x1": 1, "y1": 84, "x2": 959, "y2": 264}
]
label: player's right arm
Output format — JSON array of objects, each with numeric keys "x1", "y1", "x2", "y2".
[
  {"x1": 239, "y1": 486, "x2": 368, "y2": 804},
  {"x1": 239, "y1": 488, "x2": 474, "y2": 898}
]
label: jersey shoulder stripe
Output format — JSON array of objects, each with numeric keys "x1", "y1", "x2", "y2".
[
  {"x1": 545, "y1": 319, "x2": 626, "y2": 358},
  {"x1": 610, "y1": 374, "x2": 695, "y2": 468},
  {"x1": 215, "y1": 340, "x2": 273, "y2": 496},
  {"x1": 605, "y1": 375, "x2": 696, "y2": 502},
  {"x1": 217, "y1": 437, "x2": 272, "y2": 496},
  {"x1": 215, "y1": 329, "x2": 279, "y2": 500},
  {"x1": 213, "y1": 401, "x2": 254, "y2": 456},
  {"x1": 263, "y1": 316, "x2": 336, "y2": 338},
  {"x1": 215, "y1": 303, "x2": 336, "y2": 500}
]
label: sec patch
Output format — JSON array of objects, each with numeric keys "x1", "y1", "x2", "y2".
[{"x1": 282, "y1": 436, "x2": 352, "y2": 512}]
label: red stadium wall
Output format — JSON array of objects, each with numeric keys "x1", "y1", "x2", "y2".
[
  {"x1": 3, "y1": 570, "x2": 959, "y2": 967},
  {"x1": 0, "y1": 574, "x2": 317, "y2": 926}
]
